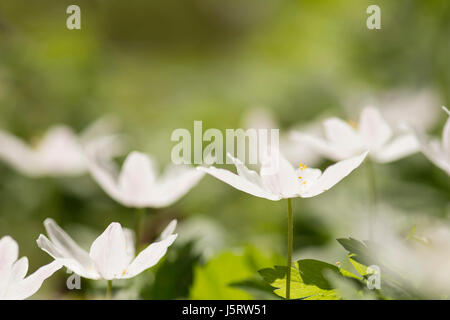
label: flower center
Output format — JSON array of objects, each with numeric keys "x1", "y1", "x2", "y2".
[
  {"x1": 298, "y1": 163, "x2": 307, "y2": 185},
  {"x1": 346, "y1": 119, "x2": 358, "y2": 130}
]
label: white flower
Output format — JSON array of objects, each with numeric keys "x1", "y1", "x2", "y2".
[
  {"x1": 346, "y1": 89, "x2": 440, "y2": 132},
  {"x1": 290, "y1": 106, "x2": 419, "y2": 163},
  {"x1": 418, "y1": 107, "x2": 450, "y2": 175},
  {"x1": 0, "y1": 236, "x2": 62, "y2": 300},
  {"x1": 87, "y1": 151, "x2": 204, "y2": 208},
  {"x1": 243, "y1": 107, "x2": 322, "y2": 167},
  {"x1": 198, "y1": 149, "x2": 368, "y2": 200},
  {"x1": 376, "y1": 89, "x2": 440, "y2": 131},
  {"x1": 368, "y1": 221, "x2": 450, "y2": 298},
  {"x1": 36, "y1": 219, "x2": 177, "y2": 280},
  {"x1": 0, "y1": 118, "x2": 123, "y2": 177}
]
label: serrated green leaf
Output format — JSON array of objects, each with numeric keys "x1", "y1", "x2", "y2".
[{"x1": 258, "y1": 259, "x2": 344, "y2": 300}]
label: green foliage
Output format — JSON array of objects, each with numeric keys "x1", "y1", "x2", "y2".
[
  {"x1": 189, "y1": 246, "x2": 280, "y2": 300},
  {"x1": 140, "y1": 241, "x2": 201, "y2": 299},
  {"x1": 229, "y1": 279, "x2": 280, "y2": 300},
  {"x1": 258, "y1": 259, "x2": 363, "y2": 300}
]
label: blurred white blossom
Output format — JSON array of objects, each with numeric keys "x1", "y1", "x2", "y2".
[
  {"x1": 291, "y1": 106, "x2": 419, "y2": 163},
  {"x1": 346, "y1": 89, "x2": 441, "y2": 131},
  {"x1": 87, "y1": 151, "x2": 204, "y2": 208},
  {"x1": 243, "y1": 107, "x2": 322, "y2": 167},
  {"x1": 369, "y1": 222, "x2": 450, "y2": 298},
  {"x1": 0, "y1": 118, "x2": 124, "y2": 177},
  {"x1": 417, "y1": 107, "x2": 450, "y2": 175}
]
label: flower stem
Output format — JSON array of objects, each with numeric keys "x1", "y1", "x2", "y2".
[
  {"x1": 286, "y1": 198, "x2": 293, "y2": 300},
  {"x1": 106, "y1": 280, "x2": 112, "y2": 299},
  {"x1": 135, "y1": 208, "x2": 145, "y2": 250},
  {"x1": 365, "y1": 158, "x2": 377, "y2": 240}
]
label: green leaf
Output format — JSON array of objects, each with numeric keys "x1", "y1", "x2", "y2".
[
  {"x1": 337, "y1": 237, "x2": 374, "y2": 266},
  {"x1": 349, "y1": 254, "x2": 368, "y2": 277},
  {"x1": 259, "y1": 259, "x2": 343, "y2": 300},
  {"x1": 189, "y1": 246, "x2": 280, "y2": 300},
  {"x1": 230, "y1": 278, "x2": 281, "y2": 300}
]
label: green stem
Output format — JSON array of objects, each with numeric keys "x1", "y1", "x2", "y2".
[
  {"x1": 286, "y1": 198, "x2": 293, "y2": 300},
  {"x1": 365, "y1": 158, "x2": 377, "y2": 241},
  {"x1": 106, "y1": 280, "x2": 112, "y2": 299},
  {"x1": 135, "y1": 208, "x2": 145, "y2": 250}
]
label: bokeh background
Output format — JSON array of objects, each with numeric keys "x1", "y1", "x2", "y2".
[{"x1": 0, "y1": 0, "x2": 449, "y2": 299}]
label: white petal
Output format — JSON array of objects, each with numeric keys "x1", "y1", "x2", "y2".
[
  {"x1": 160, "y1": 220, "x2": 177, "y2": 240},
  {"x1": 10, "y1": 257, "x2": 29, "y2": 283},
  {"x1": 0, "y1": 130, "x2": 39, "y2": 176},
  {"x1": 260, "y1": 150, "x2": 299, "y2": 198},
  {"x1": 228, "y1": 153, "x2": 264, "y2": 187},
  {"x1": 123, "y1": 234, "x2": 177, "y2": 279},
  {"x1": 421, "y1": 140, "x2": 450, "y2": 175},
  {"x1": 83, "y1": 134, "x2": 125, "y2": 163},
  {"x1": 89, "y1": 223, "x2": 130, "y2": 280},
  {"x1": 36, "y1": 235, "x2": 97, "y2": 279},
  {"x1": 296, "y1": 167, "x2": 322, "y2": 194},
  {"x1": 87, "y1": 155, "x2": 126, "y2": 206},
  {"x1": 118, "y1": 152, "x2": 157, "y2": 207},
  {"x1": 43, "y1": 219, "x2": 94, "y2": 269},
  {"x1": 9, "y1": 260, "x2": 62, "y2": 300},
  {"x1": 122, "y1": 228, "x2": 136, "y2": 263},
  {"x1": 35, "y1": 126, "x2": 86, "y2": 176},
  {"x1": 443, "y1": 117, "x2": 450, "y2": 158},
  {"x1": 290, "y1": 131, "x2": 353, "y2": 161},
  {"x1": 79, "y1": 116, "x2": 120, "y2": 143},
  {"x1": 0, "y1": 236, "x2": 19, "y2": 272},
  {"x1": 146, "y1": 165, "x2": 204, "y2": 208},
  {"x1": 372, "y1": 133, "x2": 419, "y2": 163},
  {"x1": 198, "y1": 166, "x2": 280, "y2": 200},
  {"x1": 323, "y1": 118, "x2": 362, "y2": 147},
  {"x1": 301, "y1": 151, "x2": 368, "y2": 197},
  {"x1": 358, "y1": 107, "x2": 392, "y2": 150}
]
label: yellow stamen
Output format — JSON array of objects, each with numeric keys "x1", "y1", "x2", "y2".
[{"x1": 347, "y1": 119, "x2": 358, "y2": 129}]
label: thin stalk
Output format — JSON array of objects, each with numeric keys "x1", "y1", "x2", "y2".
[
  {"x1": 135, "y1": 208, "x2": 145, "y2": 250},
  {"x1": 365, "y1": 158, "x2": 377, "y2": 240},
  {"x1": 286, "y1": 198, "x2": 293, "y2": 300},
  {"x1": 106, "y1": 280, "x2": 112, "y2": 299}
]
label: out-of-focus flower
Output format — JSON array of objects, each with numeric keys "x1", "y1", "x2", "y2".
[
  {"x1": 243, "y1": 107, "x2": 322, "y2": 167},
  {"x1": 198, "y1": 149, "x2": 368, "y2": 200},
  {"x1": 0, "y1": 236, "x2": 62, "y2": 300},
  {"x1": 37, "y1": 219, "x2": 177, "y2": 280},
  {"x1": 368, "y1": 221, "x2": 450, "y2": 298},
  {"x1": 87, "y1": 151, "x2": 204, "y2": 208},
  {"x1": 0, "y1": 118, "x2": 124, "y2": 177},
  {"x1": 345, "y1": 89, "x2": 441, "y2": 132},
  {"x1": 418, "y1": 107, "x2": 450, "y2": 175},
  {"x1": 291, "y1": 107, "x2": 419, "y2": 163}
]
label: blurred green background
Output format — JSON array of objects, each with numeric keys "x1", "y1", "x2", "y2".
[{"x1": 0, "y1": 0, "x2": 449, "y2": 299}]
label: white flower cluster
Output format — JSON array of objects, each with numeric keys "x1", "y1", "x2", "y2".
[{"x1": 0, "y1": 100, "x2": 448, "y2": 299}]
